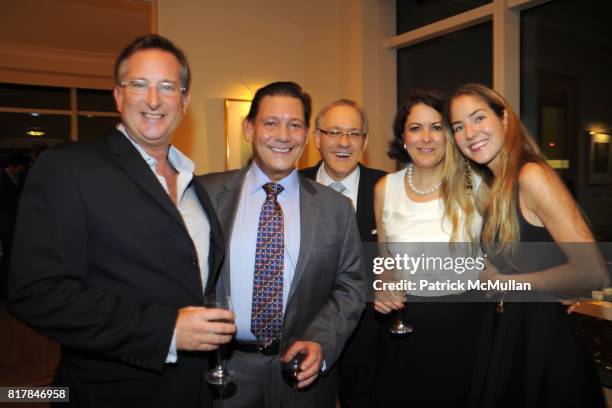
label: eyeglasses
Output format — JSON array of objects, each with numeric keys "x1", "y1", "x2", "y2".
[
  {"x1": 316, "y1": 128, "x2": 367, "y2": 139},
  {"x1": 119, "y1": 79, "x2": 186, "y2": 96}
]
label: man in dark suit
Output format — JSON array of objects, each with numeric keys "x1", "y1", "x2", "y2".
[
  {"x1": 301, "y1": 99, "x2": 386, "y2": 408},
  {"x1": 0, "y1": 153, "x2": 29, "y2": 300},
  {"x1": 201, "y1": 82, "x2": 365, "y2": 408},
  {"x1": 8, "y1": 34, "x2": 235, "y2": 408}
]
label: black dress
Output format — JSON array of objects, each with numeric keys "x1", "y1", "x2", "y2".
[
  {"x1": 373, "y1": 293, "x2": 488, "y2": 407},
  {"x1": 372, "y1": 169, "x2": 489, "y2": 407},
  {"x1": 468, "y1": 206, "x2": 605, "y2": 408}
]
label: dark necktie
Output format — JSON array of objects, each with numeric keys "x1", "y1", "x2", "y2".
[{"x1": 251, "y1": 182, "x2": 284, "y2": 346}]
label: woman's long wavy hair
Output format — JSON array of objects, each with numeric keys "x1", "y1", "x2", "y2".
[
  {"x1": 442, "y1": 131, "x2": 480, "y2": 244},
  {"x1": 448, "y1": 84, "x2": 546, "y2": 256},
  {"x1": 390, "y1": 89, "x2": 479, "y2": 243}
]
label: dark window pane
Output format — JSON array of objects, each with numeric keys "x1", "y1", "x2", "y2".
[
  {"x1": 78, "y1": 116, "x2": 120, "y2": 141},
  {"x1": 397, "y1": 22, "x2": 492, "y2": 104},
  {"x1": 0, "y1": 112, "x2": 70, "y2": 150},
  {"x1": 0, "y1": 83, "x2": 70, "y2": 110},
  {"x1": 521, "y1": 0, "x2": 612, "y2": 241},
  {"x1": 77, "y1": 89, "x2": 117, "y2": 112},
  {"x1": 397, "y1": 0, "x2": 490, "y2": 34}
]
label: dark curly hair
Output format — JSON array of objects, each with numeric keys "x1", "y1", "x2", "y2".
[{"x1": 388, "y1": 89, "x2": 448, "y2": 163}]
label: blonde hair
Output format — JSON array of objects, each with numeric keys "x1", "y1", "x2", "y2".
[
  {"x1": 440, "y1": 128, "x2": 480, "y2": 244},
  {"x1": 449, "y1": 84, "x2": 546, "y2": 257}
]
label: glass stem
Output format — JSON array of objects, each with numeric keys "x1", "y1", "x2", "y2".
[{"x1": 216, "y1": 348, "x2": 224, "y2": 370}]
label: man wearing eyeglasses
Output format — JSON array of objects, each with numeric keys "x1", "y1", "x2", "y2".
[
  {"x1": 8, "y1": 34, "x2": 235, "y2": 407},
  {"x1": 301, "y1": 99, "x2": 386, "y2": 408}
]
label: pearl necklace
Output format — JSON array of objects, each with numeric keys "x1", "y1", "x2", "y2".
[{"x1": 406, "y1": 163, "x2": 442, "y2": 196}]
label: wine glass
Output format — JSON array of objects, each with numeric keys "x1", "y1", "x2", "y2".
[
  {"x1": 205, "y1": 293, "x2": 234, "y2": 386},
  {"x1": 387, "y1": 269, "x2": 413, "y2": 335},
  {"x1": 389, "y1": 298, "x2": 413, "y2": 335},
  {"x1": 281, "y1": 352, "x2": 306, "y2": 389}
]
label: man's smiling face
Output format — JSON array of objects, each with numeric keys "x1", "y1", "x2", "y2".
[
  {"x1": 244, "y1": 95, "x2": 308, "y2": 181},
  {"x1": 315, "y1": 104, "x2": 367, "y2": 181},
  {"x1": 113, "y1": 49, "x2": 189, "y2": 152}
]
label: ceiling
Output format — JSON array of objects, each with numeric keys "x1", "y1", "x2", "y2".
[{"x1": 0, "y1": 0, "x2": 152, "y2": 55}]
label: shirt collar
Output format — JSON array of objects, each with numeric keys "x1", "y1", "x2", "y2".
[
  {"x1": 116, "y1": 123, "x2": 195, "y2": 174},
  {"x1": 319, "y1": 162, "x2": 360, "y2": 193},
  {"x1": 246, "y1": 161, "x2": 300, "y2": 196}
]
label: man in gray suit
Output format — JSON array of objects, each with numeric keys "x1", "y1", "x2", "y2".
[{"x1": 200, "y1": 82, "x2": 365, "y2": 408}]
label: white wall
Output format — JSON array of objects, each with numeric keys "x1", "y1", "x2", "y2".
[{"x1": 158, "y1": 0, "x2": 396, "y2": 173}]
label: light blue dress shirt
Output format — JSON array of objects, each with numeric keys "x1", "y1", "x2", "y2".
[{"x1": 230, "y1": 163, "x2": 301, "y2": 341}]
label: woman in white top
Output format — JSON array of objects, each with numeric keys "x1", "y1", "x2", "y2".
[{"x1": 372, "y1": 89, "x2": 486, "y2": 408}]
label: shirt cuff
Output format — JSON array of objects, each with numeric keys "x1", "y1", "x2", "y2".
[{"x1": 165, "y1": 329, "x2": 178, "y2": 364}]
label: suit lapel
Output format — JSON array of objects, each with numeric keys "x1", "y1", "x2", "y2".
[
  {"x1": 287, "y1": 176, "x2": 319, "y2": 302},
  {"x1": 214, "y1": 169, "x2": 248, "y2": 295},
  {"x1": 355, "y1": 163, "x2": 369, "y2": 228},
  {"x1": 215, "y1": 169, "x2": 246, "y2": 239},
  {"x1": 301, "y1": 161, "x2": 322, "y2": 181},
  {"x1": 106, "y1": 130, "x2": 186, "y2": 231}
]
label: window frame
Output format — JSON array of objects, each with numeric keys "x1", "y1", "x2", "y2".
[
  {"x1": 0, "y1": 85, "x2": 119, "y2": 142},
  {"x1": 387, "y1": 0, "x2": 555, "y2": 114}
]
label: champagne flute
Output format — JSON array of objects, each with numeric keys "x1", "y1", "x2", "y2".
[
  {"x1": 205, "y1": 293, "x2": 234, "y2": 386},
  {"x1": 387, "y1": 269, "x2": 414, "y2": 335}
]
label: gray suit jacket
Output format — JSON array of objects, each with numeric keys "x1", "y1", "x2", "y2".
[{"x1": 199, "y1": 167, "x2": 365, "y2": 369}]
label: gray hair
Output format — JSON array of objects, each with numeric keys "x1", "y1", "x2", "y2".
[{"x1": 314, "y1": 99, "x2": 369, "y2": 135}]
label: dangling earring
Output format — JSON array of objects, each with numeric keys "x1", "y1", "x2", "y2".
[
  {"x1": 464, "y1": 158, "x2": 474, "y2": 196},
  {"x1": 403, "y1": 143, "x2": 407, "y2": 150}
]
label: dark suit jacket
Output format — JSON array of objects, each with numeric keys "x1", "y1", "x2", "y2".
[
  {"x1": 0, "y1": 169, "x2": 22, "y2": 289},
  {"x1": 301, "y1": 162, "x2": 386, "y2": 406},
  {"x1": 200, "y1": 167, "x2": 365, "y2": 405},
  {"x1": 300, "y1": 162, "x2": 386, "y2": 243},
  {"x1": 8, "y1": 129, "x2": 224, "y2": 408},
  {"x1": 0, "y1": 169, "x2": 21, "y2": 244}
]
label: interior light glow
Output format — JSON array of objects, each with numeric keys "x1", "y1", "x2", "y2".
[{"x1": 593, "y1": 133, "x2": 610, "y2": 144}]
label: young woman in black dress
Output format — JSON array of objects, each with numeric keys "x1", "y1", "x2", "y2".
[{"x1": 448, "y1": 83, "x2": 609, "y2": 408}]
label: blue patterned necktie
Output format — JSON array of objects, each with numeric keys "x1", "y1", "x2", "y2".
[{"x1": 251, "y1": 182, "x2": 284, "y2": 347}]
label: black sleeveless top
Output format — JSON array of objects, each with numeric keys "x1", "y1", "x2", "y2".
[{"x1": 485, "y1": 193, "x2": 565, "y2": 277}]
